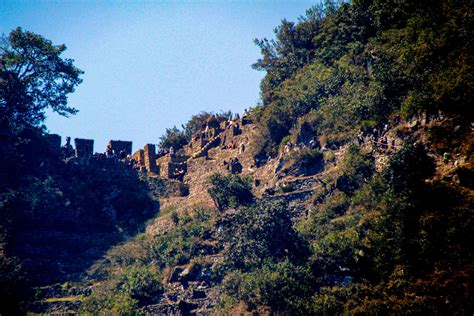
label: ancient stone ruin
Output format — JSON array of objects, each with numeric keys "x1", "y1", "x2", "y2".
[
  {"x1": 132, "y1": 149, "x2": 144, "y2": 164},
  {"x1": 157, "y1": 154, "x2": 188, "y2": 179},
  {"x1": 45, "y1": 134, "x2": 61, "y2": 148},
  {"x1": 108, "y1": 140, "x2": 132, "y2": 155},
  {"x1": 74, "y1": 138, "x2": 94, "y2": 157},
  {"x1": 144, "y1": 144, "x2": 157, "y2": 173},
  {"x1": 51, "y1": 113, "x2": 245, "y2": 182}
]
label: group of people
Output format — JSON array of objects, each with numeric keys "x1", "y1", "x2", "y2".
[
  {"x1": 61, "y1": 137, "x2": 145, "y2": 171},
  {"x1": 283, "y1": 138, "x2": 319, "y2": 155},
  {"x1": 224, "y1": 157, "x2": 242, "y2": 174},
  {"x1": 356, "y1": 117, "x2": 400, "y2": 150},
  {"x1": 226, "y1": 113, "x2": 241, "y2": 130},
  {"x1": 201, "y1": 115, "x2": 221, "y2": 140},
  {"x1": 157, "y1": 146, "x2": 174, "y2": 159},
  {"x1": 173, "y1": 167, "x2": 186, "y2": 181}
]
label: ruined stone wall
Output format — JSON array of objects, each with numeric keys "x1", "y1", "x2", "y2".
[
  {"x1": 188, "y1": 138, "x2": 207, "y2": 155},
  {"x1": 156, "y1": 155, "x2": 188, "y2": 179},
  {"x1": 132, "y1": 149, "x2": 144, "y2": 163},
  {"x1": 46, "y1": 134, "x2": 61, "y2": 148},
  {"x1": 220, "y1": 124, "x2": 241, "y2": 149},
  {"x1": 157, "y1": 156, "x2": 173, "y2": 178},
  {"x1": 74, "y1": 138, "x2": 94, "y2": 157},
  {"x1": 109, "y1": 140, "x2": 133, "y2": 155},
  {"x1": 144, "y1": 144, "x2": 157, "y2": 173}
]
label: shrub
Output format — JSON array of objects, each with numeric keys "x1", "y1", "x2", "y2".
[
  {"x1": 222, "y1": 260, "x2": 313, "y2": 313},
  {"x1": 221, "y1": 200, "x2": 308, "y2": 271},
  {"x1": 336, "y1": 144, "x2": 374, "y2": 194},
  {"x1": 117, "y1": 264, "x2": 163, "y2": 305},
  {"x1": 208, "y1": 173, "x2": 253, "y2": 211},
  {"x1": 81, "y1": 287, "x2": 138, "y2": 314},
  {"x1": 81, "y1": 264, "x2": 162, "y2": 313},
  {"x1": 382, "y1": 143, "x2": 435, "y2": 194},
  {"x1": 158, "y1": 126, "x2": 188, "y2": 151},
  {"x1": 151, "y1": 209, "x2": 218, "y2": 269}
]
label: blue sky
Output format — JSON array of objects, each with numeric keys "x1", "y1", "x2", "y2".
[{"x1": 1, "y1": 1, "x2": 317, "y2": 152}]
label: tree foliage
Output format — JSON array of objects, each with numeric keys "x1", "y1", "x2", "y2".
[
  {"x1": 252, "y1": 0, "x2": 473, "y2": 157},
  {"x1": 0, "y1": 27, "x2": 83, "y2": 130},
  {"x1": 221, "y1": 200, "x2": 308, "y2": 271},
  {"x1": 158, "y1": 126, "x2": 188, "y2": 150},
  {"x1": 208, "y1": 173, "x2": 253, "y2": 211}
]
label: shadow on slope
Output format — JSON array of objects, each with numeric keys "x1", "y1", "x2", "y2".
[{"x1": 1, "y1": 128, "x2": 158, "y2": 289}]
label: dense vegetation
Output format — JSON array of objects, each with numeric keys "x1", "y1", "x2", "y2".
[
  {"x1": 238, "y1": 1, "x2": 473, "y2": 312},
  {"x1": 251, "y1": 0, "x2": 472, "y2": 157},
  {"x1": 208, "y1": 173, "x2": 253, "y2": 211},
  {"x1": 0, "y1": 28, "x2": 157, "y2": 314}
]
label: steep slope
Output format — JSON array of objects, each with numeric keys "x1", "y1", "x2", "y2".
[{"x1": 16, "y1": 1, "x2": 474, "y2": 314}]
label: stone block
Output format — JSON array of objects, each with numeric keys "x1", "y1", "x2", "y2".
[
  {"x1": 45, "y1": 134, "x2": 61, "y2": 148},
  {"x1": 144, "y1": 144, "x2": 157, "y2": 173},
  {"x1": 132, "y1": 149, "x2": 144, "y2": 163},
  {"x1": 74, "y1": 138, "x2": 94, "y2": 157},
  {"x1": 157, "y1": 155, "x2": 173, "y2": 178}
]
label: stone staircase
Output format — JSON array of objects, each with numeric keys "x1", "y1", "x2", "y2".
[{"x1": 189, "y1": 134, "x2": 222, "y2": 161}]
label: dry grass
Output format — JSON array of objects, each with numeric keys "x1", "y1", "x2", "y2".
[{"x1": 44, "y1": 295, "x2": 83, "y2": 302}]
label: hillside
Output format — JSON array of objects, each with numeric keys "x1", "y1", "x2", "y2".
[
  {"x1": 1, "y1": 1, "x2": 473, "y2": 315},
  {"x1": 68, "y1": 109, "x2": 470, "y2": 314},
  {"x1": 25, "y1": 113, "x2": 473, "y2": 314}
]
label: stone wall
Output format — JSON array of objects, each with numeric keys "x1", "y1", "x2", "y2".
[
  {"x1": 132, "y1": 149, "x2": 145, "y2": 163},
  {"x1": 156, "y1": 155, "x2": 188, "y2": 179},
  {"x1": 220, "y1": 125, "x2": 240, "y2": 149},
  {"x1": 74, "y1": 138, "x2": 94, "y2": 157},
  {"x1": 189, "y1": 138, "x2": 207, "y2": 155},
  {"x1": 144, "y1": 144, "x2": 157, "y2": 173},
  {"x1": 46, "y1": 134, "x2": 61, "y2": 148},
  {"x1": 157, "y1": 156, "x2": 172, "y2": 178},
  {"x1": 109, "y1": 140, "x2": 133, "y2": 155}
]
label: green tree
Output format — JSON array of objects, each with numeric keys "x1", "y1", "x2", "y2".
[
  {"x1": 158, "y1": 126, "x2": 188, "y2": 150},
  {"x1": 0, "y1": 27, "x2": 83, "y2": 130},
  {"x1": 221, "y1": 200, "x2": 308, "y2": 271}
]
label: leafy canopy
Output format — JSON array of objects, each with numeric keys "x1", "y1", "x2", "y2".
[
  {"x1": 221, "y1": 200, "x2": 309, "y2": 271},
  {"x1": 0, "y1": 27, "x2": 83, "y2": 130}
]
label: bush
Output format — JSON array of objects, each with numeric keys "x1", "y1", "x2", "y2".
[
  {"x1": 222, "y1": 260, "x2": 313, "y2": 313},
  {"x1": 158, "y1": 126, "x2": 188, "y2": 151},
  {"x1": 81, "y1": 287, "x2": 138, "y2": 314},
  {"x1": 221, "y1": 200, "x2": 308, "y2": 271},
  {"x1": 151, "y1": 209, "x2": 218, "y2": 269},
  {"x1": 117, "y1": 264, "x2": 163, "y2": 305},
  {"x1": 336, "y1": 144, "x2": 374, "y2": 194},
  {"x1": 208, "y1": 173, "x2": 253, "y2": 211},
  {"x1": 81, "y1": 264, "x2": 162, "y2": 313},
  {"x1": 382, "y1": 143, "x2": 435, "y2": 194}
]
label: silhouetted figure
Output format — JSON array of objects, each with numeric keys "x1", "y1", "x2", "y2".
[{"x1": 62, "y1": 136, "x2": 74, "y2": 159}]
